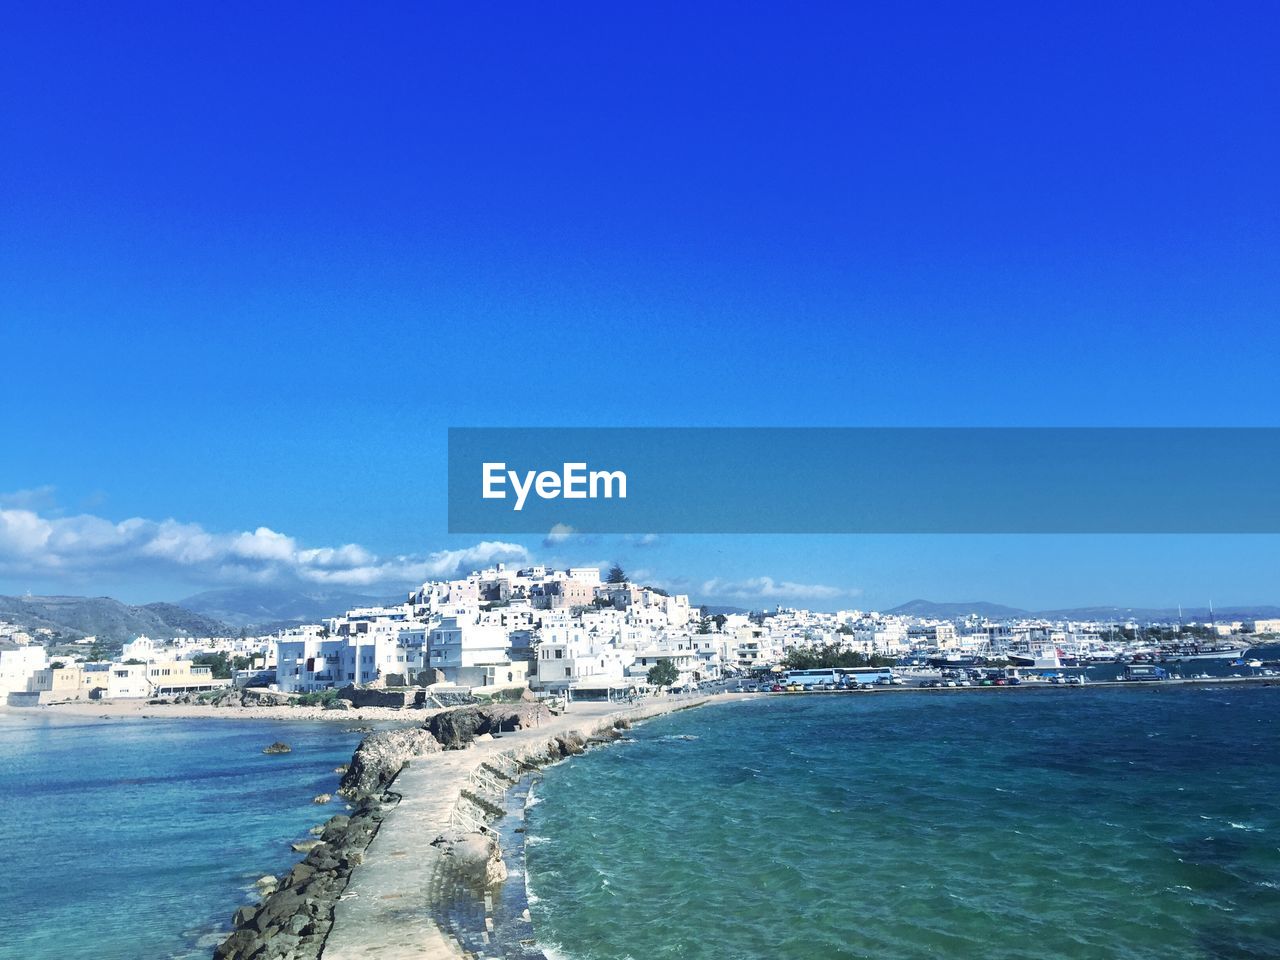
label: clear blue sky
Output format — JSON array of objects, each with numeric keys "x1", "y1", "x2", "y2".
[{"x1": 2, "y1": 2, "x2": 1277, "y2": 609}]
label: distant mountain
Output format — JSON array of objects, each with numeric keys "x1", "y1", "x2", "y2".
[
  {"x1": 1035, "y1": 605, "x2": 1280, "y2": 622},
  {"x1": 886, "y1": 599, "x2": 1030, "y2": 619},
  {"x1": 179, "y1": 586, "x2": 404, "y2": 629},
  {"x1": 886, "y1": 599, "x2": 1280, "y2": 622},
  {"x1": 0, "y1": 595, "x2": 233, "y2": 644},
  {"x1": 699, "y1": 605, "x2": 751, "y2": 617}
]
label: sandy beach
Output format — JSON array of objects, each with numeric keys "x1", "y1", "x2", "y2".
[{"x1": 4, "y1": 698, "x2": 432, "y2": 724}]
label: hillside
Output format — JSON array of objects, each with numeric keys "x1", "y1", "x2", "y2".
[
  {"x1": 887, "y1": 599, "x2": 1280, "y2": 622},
  {"x1": 885, "y1": 599, "x2": 1030, "y2": 619},
  {"x1": 179, "y1": 586, "x2": 402, "y2": 628},
  {"x1": 0, "y1": 595, "x2": 233, "y2": 643}
]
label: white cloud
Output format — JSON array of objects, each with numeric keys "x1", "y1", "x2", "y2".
[
  {"x1": 0, "y1": 501, "x2": 529, "y2": 591},
  {"x1": 0, "y1": 486, "x2": 58, "y2": 511},
  {"x1": 542, "y1": 523, "x2": 576, "y2": 547},
  {"x1": 542, "y1": 523, "x2": 601, "y2": 549},
  {"x1": 699, "y1": 576, "x2": 847, "y2": 602}
]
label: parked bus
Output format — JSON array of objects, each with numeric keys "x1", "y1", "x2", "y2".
[
  {"x1": 782, "y1": 669, "x2": 840, "y2": 688},
  {"x1": 837, "y1": 667, "x2": 896, "y2": 686},
  {"x1": 782, "y1": 668, "x2": 897, "y2": 688}
]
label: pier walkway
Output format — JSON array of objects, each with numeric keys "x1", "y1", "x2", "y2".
[{"x1": 321, "y1": 696, "x2": 714, "y2": 960}]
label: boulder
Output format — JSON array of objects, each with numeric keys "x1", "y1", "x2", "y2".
[
  {"x1": 312, "y1": 793, "x2": 332, "y2": 804},
  {"x1": 262, "y1": 741, "x2": 292, "y2": 754},
  {"x1": 447, "y1": 832, "x2": 508, "y2": 888},
  {"x1": 338, "y1": 727, "x2": 442, "y2": 797},
  {"x1": 426, "y1": 703, "x2": 551, "y2": 750},
  {"x1": 213, "y1": 928, "x2": 259, "y2": 959}
]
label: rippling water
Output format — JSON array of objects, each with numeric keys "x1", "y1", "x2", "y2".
[
  {"x1": 527, "y1": 688, "x2": 1280, "y2": 960},
  {"x1": 0, "y1": 714, "x2": 362, "y2": 960}
]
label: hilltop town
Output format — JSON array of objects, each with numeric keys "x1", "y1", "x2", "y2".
[{"x1": 2, "y1": 563, "x2": 1275, "y2": 708}]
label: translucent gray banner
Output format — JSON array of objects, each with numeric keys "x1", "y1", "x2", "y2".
[{"x1": 448, "y1": 428, "x2": 1280, "y2": 533}]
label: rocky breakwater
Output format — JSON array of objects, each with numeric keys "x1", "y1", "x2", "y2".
[
  {"x1": 212, "y1": 703, "x2": 549, "y2": 960},
  {"x1": 425, "y1": 702, "x2": 553, "y2": 750}
]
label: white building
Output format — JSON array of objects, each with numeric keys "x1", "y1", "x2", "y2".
[
  {"x1": 427, "y1": 611, "x2": 525, "y2": 689},
  {"x1": 0, "y1": 643, "x2": 49, "y2": 700}
]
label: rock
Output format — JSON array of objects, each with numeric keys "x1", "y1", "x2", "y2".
[
  {"x1": 338, "y1": 727, "x2": 442, "y2": 798},
  {"x1": 214, "y1": 928, "x2": 259, "y2": 959},
  {"x1": 333, "y1": 764, "x2": 348, "y2": 774},
  {"x1": 426, "y1": 703, "x2": 552, "y2": 750},
  {"x1": 286, "y1": 912, "x2": 310, "y2": 936},
  {"x1": 262, "y1": 741, "x2": 292, "y2": 754},
  {"x1": 554, "y1": 732, "x2": 586, "y2": 756},
  {"x1": 318, "y1": 814, "x2": 351, "y2": 843},
  {"x1": 312, "y1": 793, "x2": 332, "y2": 804},
  {"x1": 448, "y1": 833, "x2": 508, "y2": 887},
  {"x1": 255, "y1": 875, "x2": 278, "y2": 893},
  {"x1": 291, "y1": 839, "x2": 323, "y2": 853},
  {"x1": 260, "y1": 930, "x2": 300, "y2": 956},
  {"x1": 232, "y1": 904, "x2": 258, "y2": 927}
]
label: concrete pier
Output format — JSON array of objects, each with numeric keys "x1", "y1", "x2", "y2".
[{"x1": 322, "y1": 696, "x2": 716, "y2": 960}]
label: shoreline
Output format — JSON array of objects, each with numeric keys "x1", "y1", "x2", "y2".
[
  {"x1": 4, "y1": 670, "x2": 1273, "y2": 727},
  {"x1": 0, "y1": 699, "x2": 450, "y2": 725}
]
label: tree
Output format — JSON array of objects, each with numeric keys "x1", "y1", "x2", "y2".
[
  {"x1": 193, "y1": 652, "x2": 233, "y2": 679},
  {"x1": 607, "y1": 564, "x2": 627, "y2": 584},
  {"x1": 781, "y1": 643, "x2": 895, "y2": 670},
  {"x1": 646, "y1": 658, "x2": 679, "y2": 688}
]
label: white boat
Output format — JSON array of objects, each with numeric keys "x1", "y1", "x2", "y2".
[
  {"x1": 1160, "y1": 642, "x2": 1252, "y2": 661},
  {"x1": 1004, "y1": 639, "x2": 1063, "y2": 669}
]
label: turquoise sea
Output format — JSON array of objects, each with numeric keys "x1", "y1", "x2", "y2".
[
  {"x1": 527, "y1": 686, "x2": 1280, "y2": 960},
  {"x1": 0, "y1": 715, "x2": 362, "y2": 960}
]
